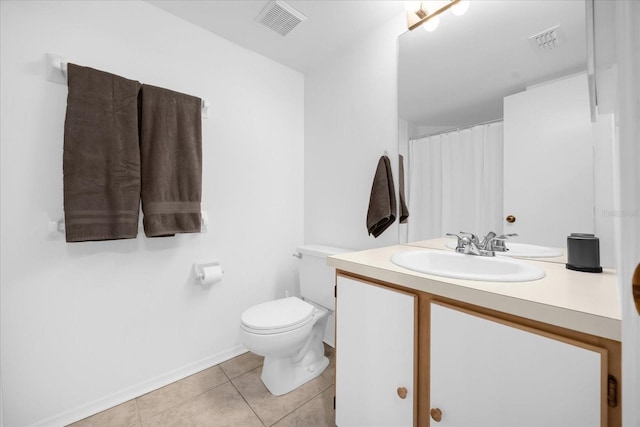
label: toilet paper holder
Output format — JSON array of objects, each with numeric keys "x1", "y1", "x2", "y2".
[{"x1": 193, "y1": 260, "x2": 223, "y2": 282}]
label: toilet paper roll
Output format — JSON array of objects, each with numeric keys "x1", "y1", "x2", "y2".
[{"x1": 200, "y1": 265, "x2": 223, "y2": 285}]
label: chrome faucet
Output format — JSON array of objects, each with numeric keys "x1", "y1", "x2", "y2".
[
  {"x1": 446, "y1": 232, "x2": 492, "y2": 256},
  {"x1": 487, "y1": 233, "x2": 518, "y2": 252},
  {"x1": 480, "y1": 231, "x2": 496, "y2": 249},
  {"x1": 446, "y1": 231, "x2": 518, "y2": 257}
]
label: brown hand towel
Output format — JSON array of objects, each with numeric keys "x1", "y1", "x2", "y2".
[
  {"x1": 399, "y1": 154, "x2": 409, "y2": 224},
  {"x1": 63, "y1": 64, "x2": 141, "y2": 242},
  {"x1": 140, "y1": 84, "x2": 202, "y2": 237},
  {"x1": 367, "y1": 155, "x2": 397, "y2": 238}
]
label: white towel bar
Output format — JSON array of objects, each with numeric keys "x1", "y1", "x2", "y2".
[
  {"x1": 48, "y1": 211, "x2": 209, "y2": 235},
  {"x1": 46, "y1": 54, "x2": 210, "y2": 119}
]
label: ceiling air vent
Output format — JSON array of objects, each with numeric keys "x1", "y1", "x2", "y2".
[
  {"x1": 256, "y1": 0, "x2": 307, "y2": 37},
  {"x1": 529, "y1": 25, "x2": 565, "y2": 51}
]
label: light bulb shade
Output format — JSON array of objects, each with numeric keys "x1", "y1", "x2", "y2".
[
  {"x1": 404, "y1": 1, "x2": 422, "y2": 13},
  {"x1": 451, "y1": 0, "x2": 470, "y2": 16},
  {"x1": 422, "y1": 15, "x2": 440, "y2": 32}
]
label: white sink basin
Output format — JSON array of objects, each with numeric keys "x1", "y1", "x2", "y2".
[
  {"x1": 444, "y1": 240, "x2": 562, "y2": 258},
  {"x1": 390, "y1": 250, "x2": 546, "y2": 282}
]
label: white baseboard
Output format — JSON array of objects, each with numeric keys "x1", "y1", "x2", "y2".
[{"x1": 31, "y1": 345, "x2": 248, "y2": 427}]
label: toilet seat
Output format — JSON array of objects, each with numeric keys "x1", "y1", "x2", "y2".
[{"x1": 241, "y1": 297, "x2": 315, "y2": 334}]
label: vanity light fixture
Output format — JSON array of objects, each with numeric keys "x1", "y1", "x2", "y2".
[{"x1": 405, "y1": 0, "x2": 469, "y2": 32}]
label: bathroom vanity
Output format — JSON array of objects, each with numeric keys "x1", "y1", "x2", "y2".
[{"x1": 330, "y1": 241, "x2": 621, "y2": 427}]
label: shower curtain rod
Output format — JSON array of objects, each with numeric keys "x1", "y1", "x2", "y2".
[{"x1": 409, "y1": 118, "x2": 504, "y2": 141}]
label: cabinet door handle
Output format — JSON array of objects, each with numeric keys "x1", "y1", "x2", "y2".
[
  {"x1": 430, "y1": 408, "x2": 442, "y2": 422},
  {"x1": 396, "y1": 386, "x2": 408, "y2": 399},
  {"x1": 506, "y1": 214, "x2": 516, "y2": 223}
]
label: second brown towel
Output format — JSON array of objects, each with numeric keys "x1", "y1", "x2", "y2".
[
  {"x1": 367, "y1": 155, "x2": 396, "y2": 238},
  {"x1": 140, "y1": 85, "x2": 202, "y2": 237}
]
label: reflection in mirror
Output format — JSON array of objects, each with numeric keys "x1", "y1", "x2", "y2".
[
  {"x1": 399, "y1": 1, "x2": 586, "y2": 128},
  {"x1": 397, "y1": 0, "x2": 615, "y2": 266}
]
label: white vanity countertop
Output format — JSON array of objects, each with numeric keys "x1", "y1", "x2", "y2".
[{"x1": 328, "y1": 243, "x2": 621, "y2": 341}]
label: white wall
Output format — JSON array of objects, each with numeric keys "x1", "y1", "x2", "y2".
[
  {"x1": 304, "y1": 14, "x2": 406, "y2": 251},
  {"x1": 0, "y1": 1, "x2": 304, "y2": 426}
]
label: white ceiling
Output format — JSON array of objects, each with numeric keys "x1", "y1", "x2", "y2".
[{"x1": 146, "y1": 0, "x2": 405, "y2": 74}]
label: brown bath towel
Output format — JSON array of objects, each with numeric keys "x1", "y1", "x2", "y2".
[
  {"x1": 63, "y1": 64, "x2": 142, "y2": 242},
  {"x1": 399, "y1": 154, "x2": 409, "y2": 223},
  {"x1": 367, "y1": 155, "x2": 396, "y2": 238},
  {"x1": 140, "y1": 84, "x2": 202, "y2": 237}
]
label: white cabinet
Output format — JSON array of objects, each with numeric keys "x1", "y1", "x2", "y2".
[
  {"x1": 335, "y1": 276, "x2": 416, "y2": 427},
  {"x1": 430, "y1": 302, "x2": 606, "y2": 427}
]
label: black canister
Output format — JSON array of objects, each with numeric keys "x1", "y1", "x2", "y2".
[{"x1": 566, "y1": 233, "x2": 603, "y2": 273}]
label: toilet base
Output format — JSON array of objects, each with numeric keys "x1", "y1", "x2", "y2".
[
  {"x1": 260, "y1": 307, "x2": 330, "y2": 396},
  {"x1": 261, "y1": 354, "x2": 329, "y2": 396}
]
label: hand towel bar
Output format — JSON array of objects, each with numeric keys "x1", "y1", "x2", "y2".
[{"x1": 46, "y1": 54, "x2": 210, "y2": 118}]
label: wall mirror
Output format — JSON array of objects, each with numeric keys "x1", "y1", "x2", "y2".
[
  {"x1": 397, "y1": 0, "x2": 614, "y2": 265},
  {"x1": 399, "y1": 0, "x2": 587, "y2": 130}
]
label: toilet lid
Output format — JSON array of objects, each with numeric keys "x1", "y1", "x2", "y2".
[{"x1": 241, "y1": 297, "x2": 314, "y2": 331}]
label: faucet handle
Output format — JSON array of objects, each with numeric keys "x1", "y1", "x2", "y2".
[
  {"x1": 488, "y1": 233, "x2": 518, "y2": 251},
  {"x1": 480, "y1": 231, "x2": 497, "y2": 249},
  {"x1": 459, "y1": 231, "x2": 480, "y2": 244},
  {"x1": 446, "y1": 233, "x2": 467, "y2": 251},
  {"x1": 491, "y1": 233, "x2": 518, "y2": 240},
  {"x1": 483, "y1": 231, "x2": 497, "y2": 240}
]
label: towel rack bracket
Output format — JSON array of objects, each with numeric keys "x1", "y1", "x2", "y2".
[
  {"x1": 47, "y1": 53, "x2": 68, "y2": 85},
  {"x1": 46, "y1": 217, "x2": 65, "y2": 234},
  {"x1": 201, "y1": 99, "x2": 210, "y2": 119}
]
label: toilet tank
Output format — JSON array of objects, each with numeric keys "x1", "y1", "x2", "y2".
[{"x1": 297, "y1": 245, "x2": 351, "y2": 311}]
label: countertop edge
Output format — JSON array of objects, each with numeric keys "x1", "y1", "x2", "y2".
[{"x1": 329, "y1": 251, "x2": 621, "y2": 342}]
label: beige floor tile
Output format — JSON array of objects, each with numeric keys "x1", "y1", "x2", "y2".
[
  {"x1": 232, "y1": 367, "x2": 332, "y2": 426},
  {"x1": 66, "y1": 399, "x2": 139, "y2": 427},
  {"x1": 136, "y1": 365, "x2": 228, "y2": 421},
  {"x1": 219, "y1": 351, "x2": 264, "y2": 379},
  {"x1": 142, "y1": 382, "x2": 263, "y2": 427},
  {"x1": 272, "y1": 387, "x2": 335, "y2": 427}
]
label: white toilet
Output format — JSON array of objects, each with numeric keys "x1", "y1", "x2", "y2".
[{"x1": 240, "y1": 245, "x2": 348, "y2": 396}]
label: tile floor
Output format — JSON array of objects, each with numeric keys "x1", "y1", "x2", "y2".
[{"x1": 67, "y1": 345, "x2": 335, "y2": 427}]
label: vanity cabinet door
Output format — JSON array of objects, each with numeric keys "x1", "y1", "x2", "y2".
[
  {"x1": 430, "y1": 302, "x2": 606, "y2": 427},
  {"x1": 336, "y1": 276, "x2": 416, "y2": 427}
]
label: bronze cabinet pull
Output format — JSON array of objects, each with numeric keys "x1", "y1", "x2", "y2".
[
  {"x1": 430, "y1": 408, "x2": 442, "y2": 422},
  {"x1": 396, "y1": 387, "x2": 408, "y2": 399},
  {"x1": 506, "y1": 214, "x2": 516, "y2": 223}
]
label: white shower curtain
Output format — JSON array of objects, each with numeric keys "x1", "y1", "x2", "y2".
[{"x1": 407, "y1": 122, "x2": 504, "y2": 243}]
